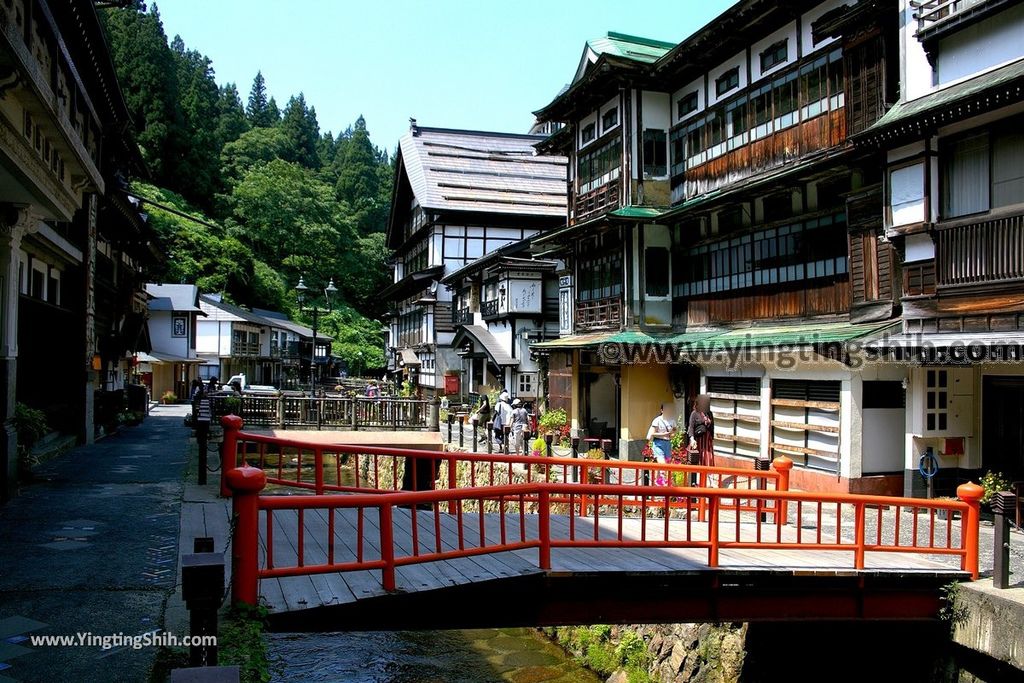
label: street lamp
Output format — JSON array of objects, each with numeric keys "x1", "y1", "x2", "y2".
[{"x1": 295, "y1": 275, "x2": 337, "y2": 389}]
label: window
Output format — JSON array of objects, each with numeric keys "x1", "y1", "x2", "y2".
[
  {"x1": 601, "y1": 108, "x2": 618, "y2": 131},
  {"x1": 771, "y1": 71, "x2": 799, "y2": 129},
  {"x1": 676, "y1": 211, "x2": 849, "y2": 297},
  {"x1": 580, "y1": 122, "x2": 596, "y2": 145},
  {"x1": 942, "y1": 124, "x2": 1024, "y2": 218},
  {"x1": 863, "y1": 381, "x2": 905, "y2": 409},
  {"x1": 642, "y1": 129, "x2": 667, "y2": 177},
  {"x1": 925, "y1": 369, "x2": 949, "y2": 432},
  {"x1": 644, "y1": 247, "x2": 670, "y2": 297},
  {"x1": 677, "y1": 92, "x2": 699, "y2": 118},
  {"x1": 30, "y1": 266, "x2": 45, "y2": 300},
  {"x1": 706, "y1": 376, "x2": 760, "y2": 396},
  {"x1": 762, "y1": 193, "x2": 793, "y2": 222},
  {"x1": 760, "y1": 39, "x2": 788, "y2": 72},
  {"x1": 518, "y1": 373, "x2": 535, "y2": 396},
  {"x1": 716, "y1": 67, "x2": 739, "y2": 96},
  {"x1": 773, "y1": 379, "x2": 841, "y2": 403},
  {"x1": 46, "y1": 269, "x2": 59, "y2": 306},
  {"x1": 577, "y1": 247, "x2": 623, "y2": 301},
  {"x1": 577, "y1": 136, "x2": 621, "y2": 188},
  {"x1": 172, "y1": 315, "x2": 187, "y2": 337}
]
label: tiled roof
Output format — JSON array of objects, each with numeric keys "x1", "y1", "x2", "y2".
[
  {"x1": 397, "y1": 127, "x2": 567, "y2": 217},
  {"x1": 146, "y1": 283, "x2": 202, "y2": 312}
]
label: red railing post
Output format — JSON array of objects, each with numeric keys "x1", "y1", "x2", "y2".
[
  {"x1": 698, "y1": 471, "x2": 708, "y2": 522},
  {"x1": 447, "y1": 455, "x2": 457, "y2": 514},
  {"x1": 708, "y1": 495, "x2": 720, "y2": 568},
  {"x1": 314, "y1": 447, "x2": 324, "y2": 495},
  {"x1": 538, "y1": 488, "x2": 551, "y2": 570},
  {"x1": 957, "y1": 481, "x2": 984, "y2": 580},
  {"x1": 225, "y1": 465, "x2": 266, "y2": 607},
  {"x1": 854, "y1": 502, "x2": 866, "y2": 569},
  {"x1": 220, "y1": 415, "x2": 244, "y2": 498},
  {"x1": 379, "y1": 503, "x2": 396, "y2": 591},
  {"x1": 772, "y1": 455, "x2": 793, "y2": 527}
]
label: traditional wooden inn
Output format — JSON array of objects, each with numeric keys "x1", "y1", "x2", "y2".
[
  {"x1": 857, "y1": 0, "x2": 1024, "y2": 495},
  {"x1": 142, "y1": 283, "x2": 205, "y2": 401},
  {"x1": 531, "y1": 2, "x2": 918, "y2": 494},
  {"x1": 382, "y1": 123, "x2": 566, "y2": 397},
  {"x1": 0, "y1": 0, "x2": 156, "y2": 500}
]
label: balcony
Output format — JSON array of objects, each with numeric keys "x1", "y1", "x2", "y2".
[
  {"x1": 453, "y1": 307, "x2": 473, "y2": 325},
  {"x1": 231, "y1": 340, "x2": 262, "y2": 357},
  {"x1": 573, "y1": 181, "x2": 620, "y2": 223},
  {"x1": 935, "y1": 207, "x2": 1024, "y2": 288},
  {"x1": 575, "y1": 297, "x2": 623, "y2": 332},
  {"x1": 481, "y1": 299, "x2": 499, "y2": 319},
  {"x1": 914, "y1": 0, "x2": 1013, "y2": 41}
]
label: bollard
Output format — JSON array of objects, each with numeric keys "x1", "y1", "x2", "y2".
[
  {"x1": 570, "y1": 438, "x2": 579, "y2": 484},
  {"x1": 219, "y1": 415, "x2": 244, "y2": 498},
  {"x1": 225, "y1": 466, "x2": 267, "y2": 606},
  {"x1": 544, "y1": 433, "x2": 553, "y2": 458},
  {"x1": 181, "y1": 550, "x2": 225, "y2": 666},
  {"x1": 503, "y1": 426, "x2": 510, "y2": 455},
  {"x1": 447, "y1": 413, "x2": 454, "y2": 443},
  {"x1": 957, "y1": 481, "x2": 984, "y2": 580},
  {"x1": 992, "y1": 491, "x2": 1016, "y2": 589},
  {"x1": 458, "y1": 415, "x2": 465, "y2": 448},
  {"x1": 486, "y1": 421, "x2": 493, "y2": 454},
  {"x1": 471, "y1": 417, "x2": 479, "y2": 452}
]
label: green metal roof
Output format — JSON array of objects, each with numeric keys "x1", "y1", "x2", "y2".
[
  {"x1": 609, "y1": 206, "x2": 670, "y2": 220},
  {"x1": 858, "y1": 57, "x2": 1024, "y2": 143},
  {"x1": 587, "y1": 32, "x2": 676, "y2": 64},
  {"x1": 531, "y1": 321, "x2": 898, "y2": 352}
]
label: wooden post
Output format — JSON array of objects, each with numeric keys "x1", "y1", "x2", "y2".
[
  {"x1": 992, "y1": 491, "x2": 1016, "y2": 589},
  {"x1": 219, "y1": 415, "x2": 244, "y2": 498},
  {"x1": 350, "y1": 398, "x2": 358, "y2": 431},
  {"x1": 225, "y1": 465, "x2": 266, "y2": 606},
  {"x1": 471, "y1": 417, "x2": 478, "y2": 452},
  {"x1": 772, "y1": 455, "x2": 793, "y2": 527},
  {"x1": 538, "y1": 488, "x2": 551, "y2": 570},
  {"x1": 957, "y1": 481, "x2": 984, "y2": 580},
  {"x1": 277, "y1": 394, "x2": 284, "y2": 429},
  {"x1": 181, "y1": 551, "x2": 224, "y2": 666},
  {"x1": 458, "y1": 415, "x2": 465, "y2": 448},
  {"x1": 379, "y1": 503, "x2": 396, "y2": 591},
  {"x1": 486, "y1": 421, "x2": 493, "y2": 454}
]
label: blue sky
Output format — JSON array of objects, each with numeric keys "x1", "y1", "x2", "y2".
[{"x1": 156, "y1": 0, "x2": 735, "y2": 150}]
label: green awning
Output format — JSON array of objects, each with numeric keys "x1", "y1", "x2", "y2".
[{"x1": 609, "y1": 206, "x2": 669, "y2": 220}]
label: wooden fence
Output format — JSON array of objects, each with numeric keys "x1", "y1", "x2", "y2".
[{"x1": 212, "y1": 394, "x2": 429, "y2": 430}]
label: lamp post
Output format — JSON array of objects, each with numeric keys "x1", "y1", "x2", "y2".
[{"x1": 294, "y1": 275, "x2": 337, "y2": 389}]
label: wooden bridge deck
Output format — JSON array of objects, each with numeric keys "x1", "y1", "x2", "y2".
[{"x1": 257, "y1": 507, "x2": 968, "y2": 630}]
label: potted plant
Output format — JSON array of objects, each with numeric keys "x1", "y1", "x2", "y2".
[
  {"x1": 584, "y1": 447, "x2": 605, "y2": 484},
  {"x1": 980, "y1": 470, "x2": 1011, "y2": 509},
  {"x1": 160, "y1": 390, "x2": 177, "y2": 405},
  {"x1": 13, "y1": 402, "x2": 47, "y2": 479}
]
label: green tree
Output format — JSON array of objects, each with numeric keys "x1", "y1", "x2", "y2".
[
  {"x1": 219, "y1": 126, "x2": 291, "y2": 191},
  {"x1": 216, "y1": 83, "x2": 249, "y2": 148},
  {"x1": 246, "y1": 71, "x2": 277, "y2": 128},
  {"x1": 170, "y1": 35, "x2": 222, "y2": 206},
  {"x1": 314, "y1": 305, "x2": 388, "y2": 376},
  {"x1": 101, "y1": 1, "x2": 180, "y2": 182},
  {"x1": 279, "y1": 94, "x2": 321, "y2": 169}
]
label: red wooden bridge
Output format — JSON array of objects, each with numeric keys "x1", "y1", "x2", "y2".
[{"x1": 218, "y1": 417, "x2": 982, "y2": 631}]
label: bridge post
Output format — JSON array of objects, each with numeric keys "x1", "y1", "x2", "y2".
[
  {"x1": 707, "y1": 496, "x2": 719, "y2": 568},
  {"x1": 854, "y1": 502, "x2": 866, "y2": 569},
  {"x1": 225, "y1": 465, "x2": 267, "y2": 607},
  {"x1": 314, "y1": 447, "x2": 324, "y2": 495},
  {"x1": 446, "y1": 455, "x2": 457, "y2": 514},
  {"x1": 772, "y1": 455, "x2": 793, "y2": 527},
  {"x1": 219, "y1": 415, "x2": 244, "y2": 498},
  {"x1": 379, "y1": 503, "x2": 396, "y2": 591},
  {"x1": 992, "y1": 491, "x2": 1016, "y2": 589},
  {"x1": 957, "y1": 481, "x2": 984, "y2": 580},
  {"x1": 538, "y1": 489, "x2": 551, "y2": 570}
]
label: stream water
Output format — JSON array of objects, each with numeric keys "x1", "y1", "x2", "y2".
[{"x1": 267, "y1": 627, "x2": 600, "y2": 683}]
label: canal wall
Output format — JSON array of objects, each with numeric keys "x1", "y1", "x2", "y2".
[{"x1": 952, "y1": 580, "x2": 1024, "y2": 673}]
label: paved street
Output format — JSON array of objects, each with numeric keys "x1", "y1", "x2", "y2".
[{"x1": 0, "y1": 405, "x2": 192, "y2": 683}]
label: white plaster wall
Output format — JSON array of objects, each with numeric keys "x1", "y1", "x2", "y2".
[
  {"x1": 936, "y1": 4, "x2": 1024, "y2": 86},
  {"x1": 672, "y1": 76, "x2": 705, "y2": 125},
  {"x1": 900, "y1": 0, "x2": 936, "y2": 101},
  {"x1": 751, "y1": 24, "x2": 797, "y2": 83},
  {"x1": 196, "y1": 319, "x2": 220, "y2": 355},
  {"x1": 801, "y1": 0, "x2": 854, "y2": 54},
  {"x1": 708, "y1": 51, "x2": 747, "y2": 106}
]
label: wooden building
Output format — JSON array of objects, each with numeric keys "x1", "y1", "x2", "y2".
[
  {"x1": 532, "y1": 2, "x2": 910, "y2": 493},
  {"x1": 856, "y1": 0, "x2": 1024, "y2": 495},
  {"x1": 382, "y1": 123, "x2": 566, "y2": 397},
  {"x1": 0, "y1": 0, "x2": 157, "y2": 500}
]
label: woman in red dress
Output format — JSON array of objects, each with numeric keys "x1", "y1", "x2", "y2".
[{"x1": 687, "y1": 394, "x2": 715, "y2": 467}]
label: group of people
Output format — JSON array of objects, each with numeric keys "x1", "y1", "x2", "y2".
[
  {"x1": 474, "y1": 390, "x2": 533, "y2": 453},
  {"x1": 646, "y1": 394, "x2": 715, "y2": 466}
]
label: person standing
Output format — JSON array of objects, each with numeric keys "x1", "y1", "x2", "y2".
[
  {"x1": 646, "y1": 404, "x2": 676, "y2": 464},
  {"x1": 493, "y1": 396, "x2": 513, "y2": 447},
  {"x1": 510, "y1": 399, "x2": 529, "y2": 454},
  {"x1": 688, "y1": 394, "x2": 716, "y2": 467}
]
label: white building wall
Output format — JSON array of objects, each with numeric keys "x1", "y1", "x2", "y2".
[{"x1": 936, "y1": 3, "x2": 1024, "y2": 85}]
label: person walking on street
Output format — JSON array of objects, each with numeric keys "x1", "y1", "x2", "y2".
[{"x1": 510, "y1": 398, "x2": 529, "y2": 454}]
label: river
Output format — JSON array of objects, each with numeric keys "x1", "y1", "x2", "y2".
[{"x1": 267, "y1": 627, "x2": 601, "y2": 683}]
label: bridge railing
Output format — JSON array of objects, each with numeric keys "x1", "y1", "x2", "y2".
[
  {"x1": 225, "y1": 467, "x2": 984, "y2": 607},
  {"x1": 212, "y1": 395, "x2": 429, "y2": 430},
  {"x1": 219, "y1": 416, "x2": 787, "y2": 519}
]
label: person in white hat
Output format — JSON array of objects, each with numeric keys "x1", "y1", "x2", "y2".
[{"x1": 510, "y1": 398, "x2": 529, "y2": 454}]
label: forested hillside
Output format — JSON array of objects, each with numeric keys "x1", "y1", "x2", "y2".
[{"x1": 101, "y1": 2, "x2": 393, "y2": 369}]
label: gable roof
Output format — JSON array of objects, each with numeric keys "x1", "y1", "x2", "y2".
[
  {"x1": 392, "y1": 126, "x2": 567, "y2": 223},
  {"x1": 146, "y1": 283, "x2": 204, "y2": 313},
  {"x1": 575, "y1": 32, "x2": 676, "y2": 82},
  {"x1": 199, "y1": 295, "x2": 332, "y2": 341}
]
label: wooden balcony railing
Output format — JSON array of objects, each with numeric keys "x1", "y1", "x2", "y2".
[
  {"x1": 481, "y1": 299, "x2": 499, "y2": 319},
  {"x1": 914, "y1": 0, "x2": 999, "y2": 35},
  {"x1": 574, "y1": 181, "x2": 620, "y2": 222},
  {"x1": 453, "y1": 307, "x2": 472, "y2": 325},
  {"x1": 231, "y1": 340, "x2": 262, "y2": 357},
  {"x1": 935, "y1": 208, "x2": 1024, "y2": 288},
  {"x1": 575, "y1": 297, "x2": 623, "y2": 332}
]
